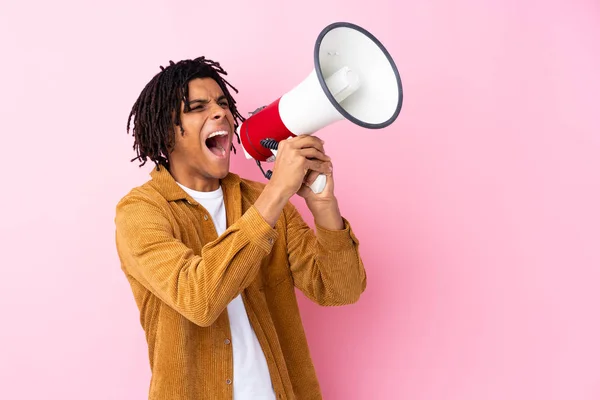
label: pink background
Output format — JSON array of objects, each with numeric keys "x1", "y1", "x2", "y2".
[{"x1": 1, "y1": 0, "x2": 599, "y2": 399}]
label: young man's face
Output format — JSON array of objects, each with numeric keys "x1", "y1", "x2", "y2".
[{"x1": 169, "y1": 77, "x2": 235, "y2": 189}]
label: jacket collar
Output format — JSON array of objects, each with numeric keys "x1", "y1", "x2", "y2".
[{"x1": 149, "y1": 165, "x2": 241, "y2": 204}]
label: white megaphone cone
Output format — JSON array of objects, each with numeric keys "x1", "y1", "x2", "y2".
[{"x1": 237, "y1": 21, "x2": 403, "y2": 194}]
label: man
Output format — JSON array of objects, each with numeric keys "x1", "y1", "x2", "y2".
[{"x1": 115, "y1": 57, "x2": 366, "y2": 400}]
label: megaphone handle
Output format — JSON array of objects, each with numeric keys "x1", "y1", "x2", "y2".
[
  {"x1": 309, "y1": 174, "x2": 327, "y2": 194},
  {"x1": 259, "y1": 138, "x2": 326, "y2": 194}
]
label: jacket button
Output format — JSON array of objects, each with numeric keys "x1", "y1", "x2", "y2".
[
  {"x1": 226, "y1": 379, "x2": 232, "y2": 385},
  {"x1": 204, "y1": 215, "x2": 209, "y2": 221},
  {"x1": 224, "y1": 338, "x2": 231, "y2": 345}
]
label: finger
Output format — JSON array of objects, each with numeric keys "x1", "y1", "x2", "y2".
[
  {"x1": 303, "y1": 169, "x2": 322, "y2": 185},
  {"x1": 300, "y1": 147, "x2": 330, "y2": 162},
  {"x1": 288, "y1": 135, "x2": 325, "y2": 152},
  {"x1": 296, "y1": 183, "x2": 313, "y2": 199},
  {"x1": 305, "y1": 160, "x2": 332, "y2": 175}
]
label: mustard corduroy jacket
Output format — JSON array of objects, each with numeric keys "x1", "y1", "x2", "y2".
[{"x1": 114, "y1": 166, "x2": 366, "y2": 399}]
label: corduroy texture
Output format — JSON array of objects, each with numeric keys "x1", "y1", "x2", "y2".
[{"x1": 114, "y1": 166, "x2": 367, "y2": 400}]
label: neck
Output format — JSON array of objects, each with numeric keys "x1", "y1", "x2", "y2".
[{"x1": 168, "y1": 164, "x2": 220, "y2": 192}]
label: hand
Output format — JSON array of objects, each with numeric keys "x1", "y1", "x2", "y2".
[
  {"x1": 267, "y1": 135, "x2": 332, "y2": 201},
  {"x1": 297, "y1": 144, "x2": 338, "y2": 213},
  {"x1": 298, "y1": 144, "x2": 344, "y2": 230}
]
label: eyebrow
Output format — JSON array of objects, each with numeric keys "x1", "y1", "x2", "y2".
[{"x1": 188, "y1": 95, "x2": 228, "y2": 106}]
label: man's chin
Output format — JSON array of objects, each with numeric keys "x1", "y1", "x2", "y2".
[
  {"x1": 212, "y1": 164, "x2": 230, "y2": 180},
  {"x1": 216, "y1": 170, "x2": 229, "y2": 179},
  {"x1": 201, "y1": 149, "x2": 231, "y2": 179}
]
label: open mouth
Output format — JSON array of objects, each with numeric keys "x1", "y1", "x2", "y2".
[{"x1": 205, "y1": 130, "x2": 229, "y2": 157}]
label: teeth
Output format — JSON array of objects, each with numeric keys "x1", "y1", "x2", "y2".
[{"x1": 208, "y1": 130, "x2": 229, "y2": 139}]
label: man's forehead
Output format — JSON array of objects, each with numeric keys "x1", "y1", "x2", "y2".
[{"x1": 188, "y1": 77, "x2": 223, "y2": 98}]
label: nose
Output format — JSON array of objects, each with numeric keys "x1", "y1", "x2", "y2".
[{"x1": 209, "y1": 102, "x2": 225, "y2": 120}]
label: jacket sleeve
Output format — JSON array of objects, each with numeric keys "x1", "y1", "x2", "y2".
[
  {"x1": 283, "y1": 202, "x2": 367, "y2": 306},
  {"x1": 115, "y1": 194, "x2": 278, "y2": 327}
]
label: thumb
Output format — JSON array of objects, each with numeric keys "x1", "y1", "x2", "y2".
[{"x1": 297, "y1": 183, "x2": 314, "y2": 199}]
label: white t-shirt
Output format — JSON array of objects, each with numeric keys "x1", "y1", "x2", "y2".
[{"x1": 177, "y1": 182, "x2": 276, "y2": 400}]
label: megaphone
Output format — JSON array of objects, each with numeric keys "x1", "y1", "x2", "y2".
[{"x1": 237, "y1": 21, "x2": 403, "y2": 193}]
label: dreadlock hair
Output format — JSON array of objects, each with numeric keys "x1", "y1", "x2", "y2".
[{"x1": 126, "y1": 56, "x2": 244, "y2": 169}]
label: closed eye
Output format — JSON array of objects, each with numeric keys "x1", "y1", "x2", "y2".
[{"x1": 218, "y1": 97, "x2": 230, "y2": 108}]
